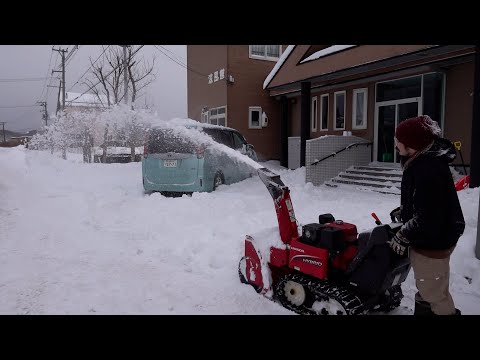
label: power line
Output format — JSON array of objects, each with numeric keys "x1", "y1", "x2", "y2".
[
  {"x1": 46, "y1": 49, "x2": 60, "y2": 101},
  {"x1": 158, "y1": 45, "x2": 188, "y2": 66},
  {"x1": 0, "y1": 104, "x2": 40, "y2": 109},
  {"x1": 153, "y1": 45, "x2": 207, "y2": 77},
  {"x1": 65, "y1": 45, "x2": 79, "y2": 66},
  {"x1": 0, "y1": 77, "x2": 52, "y2": 82},
  {"x1": 67, "y1": 45, "x2": 111, "y2": 92},
  {"x1": 38, "y1": 47, "x2": 54, "y2": 102}
]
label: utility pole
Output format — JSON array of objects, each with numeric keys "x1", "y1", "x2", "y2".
[
  {"x1": 36, "y1": 101, "x2": 48, "y2": 127},
  {"x1": 0, "y1": 122, "x2": 6, "y2": 143},
  {"x1": 119, "y1": 45, "x2": 130, "y2": 105},
  {"x1": 48, "y1": 81, "x2": 62, "y2": 115},
  {"x1": 52, "y1": 47, "x2": 68, "y2": 111}
]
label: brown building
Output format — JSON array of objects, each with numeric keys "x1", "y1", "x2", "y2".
[
  {"x1": 187, "y1": 45, "x2": 287, "y2": 161},
  {"x1": 188, "y1": 45, "x2": 480, "y2": 186},
  {"x1": 265, "y1": 45, "x2": 478, "y2": 170}
]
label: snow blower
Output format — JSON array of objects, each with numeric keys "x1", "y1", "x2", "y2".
[{"x1": 238, "y1": 168, "x2": 411, "y2": 315}]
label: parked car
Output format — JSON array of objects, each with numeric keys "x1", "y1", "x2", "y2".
[
  {"x1": 93, "y1": 141, "x2": 143, "y2": 163},
  {"x1": 142, "y1": 122, "x2": 258, "y2": 195}
]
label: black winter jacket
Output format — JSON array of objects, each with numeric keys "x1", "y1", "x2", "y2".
[{"x1": 399, "y1": 138, "x2": 465, "y2": 251}]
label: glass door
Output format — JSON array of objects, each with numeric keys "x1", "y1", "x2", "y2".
[
  {"x1": 395, "y1": 101, "x2": 421, "y2": 162},
  {"x1": 376, "y1": 99, "x2": 420, "y2": 163},
  {"x1": 377, "y1": 105, "x2": 396, "y2": 162}
]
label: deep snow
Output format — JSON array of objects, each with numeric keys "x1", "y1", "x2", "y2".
[{"x1": 1, "y1": 146, "x2": 479, "y2": 315}]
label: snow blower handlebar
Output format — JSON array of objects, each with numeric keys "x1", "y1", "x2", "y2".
[
  {"x1": 371, "y1": 212, "x2": 382, "y2": 225},
  {"x1": 257, "y1": 168, "x2": 299, "y2": 245}
]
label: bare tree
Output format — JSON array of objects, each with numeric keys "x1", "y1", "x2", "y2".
[
  {"x1": 126, "y1": 51, "x2": 156, "y2": 105},
  {"x1": 85, "y1": 46, "x2": 156, "y2": 107}
]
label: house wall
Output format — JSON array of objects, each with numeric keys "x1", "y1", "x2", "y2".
[
  {"x1": 285, "y1": 63, "x2": 475, "y2": 165},
  {"x1": 187, "y1": 45, "x2": 228, "y2": 121},
  {"x1": 289, "y1": 81, "x2": 376, "y2": 141},
  {"x1": 444, "y1": 61, "x2": 475, "y2": 164},
  {"x1": 226, "y1": 45, "x2": 282, "y2": 160}
]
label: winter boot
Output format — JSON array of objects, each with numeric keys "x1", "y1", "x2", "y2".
[{"x1": 414, "y1": 299, "x2": 435, "y2": 315}]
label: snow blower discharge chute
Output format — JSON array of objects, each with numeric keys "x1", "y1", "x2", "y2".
[{"x1": 238, "y1": 168, "x2": 411, "y2": 315}]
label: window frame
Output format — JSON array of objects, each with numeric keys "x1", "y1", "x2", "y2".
[
  {"x1": 249, "y1": 106, "x2": 262, "y2": 129},
  {"x1": 248, "y1": 45, "x2": 282, "y2": 62},
  {"x1": 311, "y1": 96, "x2": 318, "y2": 132},
  {"x1": 208, "y1": 106, "x2": 227, "y2": 127},
  {"x1": 352, "y1": 88, "x2": 368, "y2": 130},
  {"x1": 334, "y1": 91, "x2": 346, "y2": 131},
  {"x1": 320, "y1": 94, "x2": 329, "y2": 131}
]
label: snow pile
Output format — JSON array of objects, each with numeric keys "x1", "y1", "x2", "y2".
[{"x1": 0, "y1": 146, "x2": 479, "y2": 314}]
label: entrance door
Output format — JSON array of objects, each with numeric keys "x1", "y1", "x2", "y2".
[{"x1": 375, "y1": 98, "x2": 420, "y2": 163}]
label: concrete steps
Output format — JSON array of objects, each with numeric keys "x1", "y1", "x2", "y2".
[{"x1": 325, "y1": 164, "x2": 402, "y2": 195}]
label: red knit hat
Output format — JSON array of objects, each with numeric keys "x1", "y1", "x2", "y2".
[{"x1": 395, "y1": 115, "x2": 441, "y2": 150}]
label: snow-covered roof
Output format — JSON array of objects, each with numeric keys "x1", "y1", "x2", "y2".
[
  {"x1": 263, "y1": 45, "x2": 360, "y2": 90},
  {"x1": 65, "y1": 92, "x2": 110, "y2": 107},
  {"x1": 300, "y1": 45, "x2": 357, "y2": 63},
  {"x1": 263, "y1": 45, "x2": 295, "y2": 90}
]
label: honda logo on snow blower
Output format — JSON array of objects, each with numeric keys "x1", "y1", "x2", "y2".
[
  {"x1": 302, "y1": 258, "x2": 323, "y2": 267},
  {"x1": 291, "y1": 255, "x2": 323, "y2": 267}
]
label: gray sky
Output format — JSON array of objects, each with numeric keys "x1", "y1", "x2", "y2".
[{"x1": 0, "y1": 45, "x2": 187, "y2": 132}]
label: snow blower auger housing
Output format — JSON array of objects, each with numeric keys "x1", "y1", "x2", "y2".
[{"x1": 238, "y1": 168, "x2": 411, "y2": 315}]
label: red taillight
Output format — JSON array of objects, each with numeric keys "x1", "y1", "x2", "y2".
[{"x1": 196, "y1": 145, "x2": 205, "y2": 159}]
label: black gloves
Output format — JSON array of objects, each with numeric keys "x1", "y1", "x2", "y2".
[
  {"x1": 388, "y1": 231, "x2": 409, "y2": 256},
  {"x1": 389, "y1": 206, "x2": 402, "y2": 223}
]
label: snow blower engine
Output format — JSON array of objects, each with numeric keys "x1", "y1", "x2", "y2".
[{"x1": 238, "y1": 168, "x2": 411, "y2": 315}]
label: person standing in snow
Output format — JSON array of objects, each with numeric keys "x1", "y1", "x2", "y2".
[{"x1": 388, "y1": 115, "x2": 465, "y2": 315}]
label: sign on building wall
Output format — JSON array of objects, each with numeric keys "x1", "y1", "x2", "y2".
[{"x1": 208, "y1": 69, "x2": 225, "y2": 84}]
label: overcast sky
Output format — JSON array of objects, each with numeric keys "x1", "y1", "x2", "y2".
[{"x1": 0, "y1": 45, "x2": 187, "y2": 132}]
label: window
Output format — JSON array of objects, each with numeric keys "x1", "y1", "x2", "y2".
[
  {"x1": 311, "y1": 96, "x2": 317, "y2": 132},
  {"x1": 320, "y1": 94, "x2": 329, "y2": 131},
  {"x1": 334, "y1": 91, "x2": 346, "y2": 130},
  {"x1": 201, "y1": 111, "x2": 209, "y2": 123},
  {"x1": 203, "y1": 129, "x2": 233, "y2": 148},
  {"x1": 352, "y1": 88, "x2": 368, "y2": 130},
  {"x1": 232, "y1": 131, "x2": 246, "y2": 149},
  {"x1": 220, "y1": 130, "x2": 234, "y2": 148},
  {"x1": 249, "y1": 45, "x2": 281, "y2": 61},
  {"x1": 208, "y1": 106, "x2": 227, "y2": 126},
  {"x1": 249, "y1": 106, "x2": 262, "y2": 129},
  {"x1": 376, "y1": 76, "x2": 421, "y2": 102}
]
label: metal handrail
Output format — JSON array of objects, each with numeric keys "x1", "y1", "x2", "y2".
[{"x1": 310, "y1": 141, "x2": 373, "y2": 166}]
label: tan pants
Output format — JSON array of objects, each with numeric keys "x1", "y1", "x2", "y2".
[{"x1": 410, "y1": 248, "x2": 456, "y2": 315}]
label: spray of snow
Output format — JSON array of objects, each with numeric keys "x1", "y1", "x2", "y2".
[{"x1": 148, "y1": 118, "x2": 263, "y2": 171}]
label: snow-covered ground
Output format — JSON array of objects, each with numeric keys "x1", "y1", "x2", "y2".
[{"x1": 1, "y1": 146, "x2": 479, "y2": 315}]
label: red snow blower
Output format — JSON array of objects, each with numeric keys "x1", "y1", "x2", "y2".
[{"x1": 238, "y1": 168, "x2": 411, "y2": 315}]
